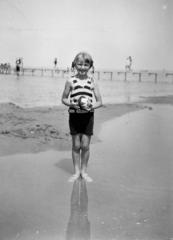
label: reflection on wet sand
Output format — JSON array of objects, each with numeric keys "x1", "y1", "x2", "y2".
[{"x1": 66, "y1": 179, "x2": 90, "y2": 240}]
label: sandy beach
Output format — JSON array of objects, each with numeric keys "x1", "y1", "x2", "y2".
[
  {"x1": 0, "y1": 96, "x2": 172, "y2": 240},
  {"x1": 0, "y1": 101, "x2": 143, "y2": 156}
]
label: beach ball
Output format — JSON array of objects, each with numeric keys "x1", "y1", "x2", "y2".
[{"x1": 78, "y1": 96, "x2": 91, "y2": 110}]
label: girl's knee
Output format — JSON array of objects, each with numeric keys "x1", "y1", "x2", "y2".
[
  {"x1": 72, "y1": 135, "x2": 81, "y2": 152},
  {"x1": 81, "y1": 143, "x2": 90, "y2": 152},
  {"x1": 81, "y1": 135, "x2": 91, "y2": 151},
  {"x1": 72, "y1": 143, "x2": 81, "y2": 152}
]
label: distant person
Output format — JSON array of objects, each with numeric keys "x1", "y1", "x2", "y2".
[
  {"x1": 54, "y1": 58, "x2": 58, "y2": 69},
  {"x1": 15, "y1": 59, "x2": 21, "y2": 76},
  {"x1": 5, "y1": 63, "x2": 11, "y2": 74},
  {"x1": 0, "y1": 63, "x2": 4, "y2": 74},
  {"x1": 3, "y1": 63, "x2": 8, "y2": 74},
  {"x1": 54, "y1": 58, "x2": 57, "y2": 67},
  {"x1": 125, "y1": 56, "x2": 132, "y2": 71},
  {"x1": 61, "y1": 52, "x2": 102, "y2": 182}
]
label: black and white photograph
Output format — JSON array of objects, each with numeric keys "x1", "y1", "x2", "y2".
[{"x1": 0, "y1": 0, "x2": 172, "y2": 239}]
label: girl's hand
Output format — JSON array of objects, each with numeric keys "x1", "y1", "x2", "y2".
[
  {"x1": 85, "y1": 100, "x2": 93, "y2": 111},
  {"x1": 71, "y1": 102, "x2": 80, "y2": 110}
]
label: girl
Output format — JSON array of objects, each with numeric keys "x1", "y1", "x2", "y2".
[{"x1": 61, "y1": 52, "x2": 102, "y2": 182}]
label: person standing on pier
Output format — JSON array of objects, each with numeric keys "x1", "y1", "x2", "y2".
[
  {"x1": 15, "y1": 58, "x2": 21, "y2": 77},
  {"x1": 54, "y1": 58, "x2": 58, "y2": 71},
  {"x1": 125, "y1": 56, "x2": 132, "y2": 71}
]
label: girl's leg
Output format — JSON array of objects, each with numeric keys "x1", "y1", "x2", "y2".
[
  {"x1": 80, "y1": 134, "x2": 93, "y2": 182},
  {"x1": 69, "y1": 134, "x2": 81, "y2": 182}
]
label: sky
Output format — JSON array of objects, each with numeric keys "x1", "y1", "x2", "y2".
[{"x1": 0, "y1": 0, "x2": 172, "y2": 70}]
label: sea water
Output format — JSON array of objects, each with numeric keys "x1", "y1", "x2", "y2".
[{"x1": 0, "y1": 73, "x2": 173, "y2": 108}]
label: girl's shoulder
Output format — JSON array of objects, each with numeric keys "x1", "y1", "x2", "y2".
[
  {"x1": 88, "y1": 76, "x2": 97, "y2": 87},
  {"x1": 87, "y1": 75, "x2": 95, "y2": 83},
  {"x1": 67, "y1": 75, "x2": 77, "y2": 84},
  {"x1": 86, "y1": 76, "x2": 96, "y2": 91}
]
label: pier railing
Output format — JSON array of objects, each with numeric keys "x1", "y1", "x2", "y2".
[
  {"x1": 1, "y1": 67, "x2": 173, "y2": 83},
  {"x1": 96, "y1": 70, "x2": 173, "y2": 83}
]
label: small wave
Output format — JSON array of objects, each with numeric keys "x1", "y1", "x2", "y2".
[{"x1": 0, "y1": 102, "x2": 22, "y2": 109}]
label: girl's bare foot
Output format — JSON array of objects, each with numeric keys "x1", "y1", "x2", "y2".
[
  {"x1": 81, "y1": 173, "x2": 93, "y2": 182},
  {"x1": 68, "y1": 173, "x2": 80, "y2": 182}
]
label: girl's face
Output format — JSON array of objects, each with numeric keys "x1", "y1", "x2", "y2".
[{"x1": 75, "y1": 58, "x2": 91, "y2": 76}]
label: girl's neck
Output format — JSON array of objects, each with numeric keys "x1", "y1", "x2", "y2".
[{"x1": 76, "y1": 73, "x2": 88, "y2": 80}]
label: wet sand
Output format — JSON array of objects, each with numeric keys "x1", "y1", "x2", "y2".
[
  {"x1": 0, "y1": 97, "x2": 173, "y2": 239},
  {"x1": 89, "y1": 103, "x2": 172, "y2": 240}
]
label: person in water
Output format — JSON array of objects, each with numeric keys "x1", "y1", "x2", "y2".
[{"x1": 61, "y1": 52, "x2": 102, "y2": 182}]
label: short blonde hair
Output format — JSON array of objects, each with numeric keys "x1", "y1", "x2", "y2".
[{"x1": 72, "y1": 52, "x2": 94, "y2": 69}]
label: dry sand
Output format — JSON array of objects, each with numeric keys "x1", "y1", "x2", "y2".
[
  {"x1": 0, "y1": 102, "x2": 142, "y2": 156},
  {"x1": 0, "y1": 96, "x2": 173, "y2": 240}
]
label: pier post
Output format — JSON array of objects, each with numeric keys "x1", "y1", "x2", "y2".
[
  {"x1": 165, "y1": 73, "x2": 173, "y2": 83},
  {"x1": 103, "y1": 71, "x2": 113, "y2": 81},
  {"x1": 133, "y1": 72, "x2": 142, "y2": 82},
  {"x1": 110, "y1": 72, "x2": 113, "y2": 81},
  {"x1": 148, "y1": 72, "x2": 158, "y2": 83},
  {"x1": 117, "y1": 71, "x2": 126, "y2": 81},
  {"x1": 124, "y1": 71, "x2": 127, "y2": 81}
]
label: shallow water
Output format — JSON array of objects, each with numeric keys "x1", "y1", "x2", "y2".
[
  {"x1": 0, "y1": 74, "x2": 173, "y2": 107},
  {"x1": 0, "y1": 105, "x2": 172, "y2": 239}
]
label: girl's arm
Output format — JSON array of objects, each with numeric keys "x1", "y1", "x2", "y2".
[
  {"x1": 92, "y1": 81, "x2": 102, "y2": 109},
  {"x1": 61, "y1": 79, "x2": 71, "y2": 107}
]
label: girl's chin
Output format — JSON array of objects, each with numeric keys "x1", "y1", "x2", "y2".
[{"x1": 78, "y1": 72, "x2": 87, "y2": 75}]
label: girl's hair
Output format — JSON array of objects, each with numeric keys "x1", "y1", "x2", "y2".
[{"x1": 71, "y1": 52, "x2": 94, "y2": 71}]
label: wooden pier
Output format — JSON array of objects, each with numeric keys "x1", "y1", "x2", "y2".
[{"x1": 0, "y1": 67, "x2": 173, "y2": 83}]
